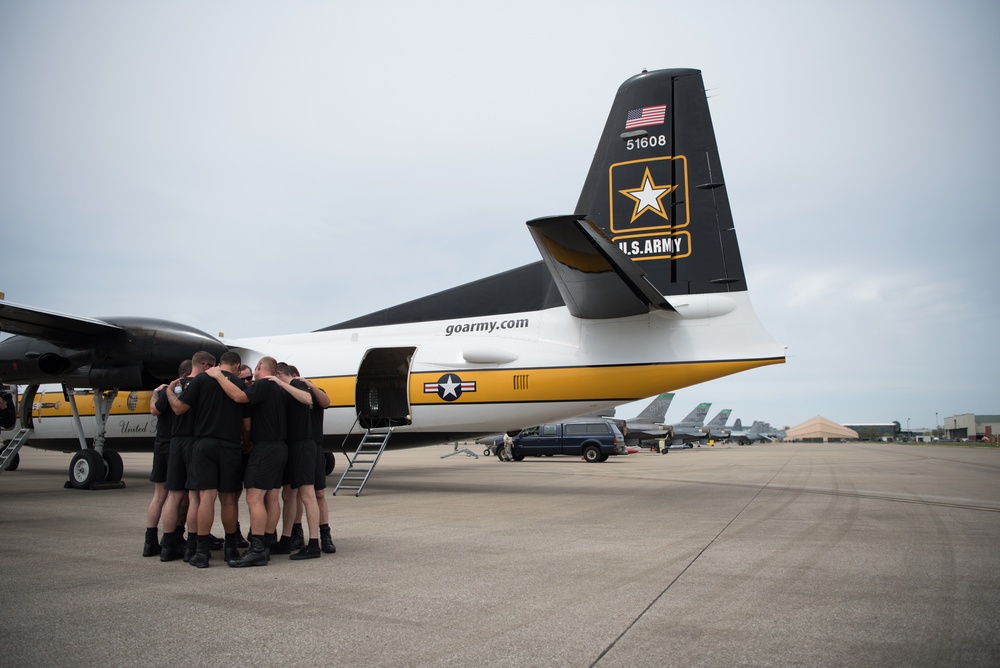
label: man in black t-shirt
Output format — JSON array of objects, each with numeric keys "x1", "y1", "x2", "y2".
[
  {"x1": 271, "y1": 363, "x2": 323, "y2": 559},
  {"x1": 160, "y1": 352, "x2": 214, "y2": 561},
  {"x1": 207, "y1": 356, "x2": 313, "y2": 567},
  {"x1": 144, "y1": 358, "x2": 192, "y2": 557},
  {"x1": 296, "y1": 369, "x2": 336, "y2": 554},
  {"x1": 169, "y1": 350, "x2": 246, "y2": 568}
]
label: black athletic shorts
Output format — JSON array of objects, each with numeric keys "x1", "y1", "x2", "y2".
[
  {"x1": 149, "y1": 451, "x2": 169, "y2": 483},
  {"x1": 165, "y1": 436, "x2": 196, "y2": 491},
  {"x1": 284, "y1": 439, "x2": 317, "y2": 489},
  {"x1": 188, "y1": 437, "x2": 244, "y2": 493},
  {"x1": 314, "y1": 446, "x2": 328, "y2": 490},
  {"x1": 244, "y1": 440, "x2": 287, "y2": 491}
]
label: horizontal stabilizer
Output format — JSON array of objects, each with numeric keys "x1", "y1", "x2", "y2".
[
  {"x1": 527, "y1": 215, "x2": 674, "y2": 319},
  {"x1": 0, "y1": 300, "x2": 122, "y2": 344}
]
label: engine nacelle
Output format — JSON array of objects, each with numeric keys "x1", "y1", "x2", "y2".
[{"x1": 0, "y1": 317, "x2": 228, "y2": 390}]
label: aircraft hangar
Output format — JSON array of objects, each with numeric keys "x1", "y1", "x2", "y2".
[{"x1": 784, "y1": 416, "x2": 859, "y2": 443}]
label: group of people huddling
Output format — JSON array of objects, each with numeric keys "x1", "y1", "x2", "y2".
[{"x1": 144, "y1": 350, "x2": 335, "y2": 568}]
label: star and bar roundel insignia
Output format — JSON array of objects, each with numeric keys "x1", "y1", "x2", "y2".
[{"x1": 423, "y1": 373, "x2": 477, "y2": 401}]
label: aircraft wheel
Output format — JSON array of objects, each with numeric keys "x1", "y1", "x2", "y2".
[
  {"x1": 103, "y1": 449, "x2": 124, "y2": 482},
  {"x1": 7, "y1": 452, "x2": 19, "y2": 471},
  {"x1": 583, "y1": 446, "x2": 601, "y2": 463},
  {"x1": 324, "y1": 452, "x2": 335, "y2": 476},
  {"x1": 69, "y1": 450, "x2": 107, "y2": 489}
]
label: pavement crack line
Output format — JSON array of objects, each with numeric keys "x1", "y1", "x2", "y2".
[{"x1": 589, "y1": 446, "x2": 802, "y2": 667}]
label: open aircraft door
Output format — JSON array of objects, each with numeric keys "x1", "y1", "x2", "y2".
[{"x1": 354, "y1": 347, "x2": 415, "y2": 430}]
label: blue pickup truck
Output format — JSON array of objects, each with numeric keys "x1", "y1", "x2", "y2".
[{"x1": 502, "y1": 419, "x2": 625, "y2": 463}]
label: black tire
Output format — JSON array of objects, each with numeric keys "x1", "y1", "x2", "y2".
[
  {"x1": 69, "y1": 450, "x2": 106, "y2": 489},
  {"x1": 7, "y1": 452, "x2": 19, "y2": 471},
  {"x1": 583, "y1": 445, "x2": 601, "y2": 463},
  {"x1": 483, "y1": 448, "x2": 492, "y2": 457},
  {"x1": 598, "y1": 453, "x2": 610, "y2": 462},
  {"x1": 102, "y1": 449, "x2": 124, "y2": 481},
  {"x1": 512, "y1": 454, "x2": 524, "y2": 462},
  {"x1": 324, "y1": 452, "x2": 335, "y2": 476}
]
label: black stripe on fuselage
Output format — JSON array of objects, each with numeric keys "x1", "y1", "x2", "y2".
[{"x1": 317, "y1": 261, "x2": 563, "y2": 331}]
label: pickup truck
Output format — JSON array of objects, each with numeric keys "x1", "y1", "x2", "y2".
[{"x1": 504, "y1": 419, "x2": 625, "y2": 462}]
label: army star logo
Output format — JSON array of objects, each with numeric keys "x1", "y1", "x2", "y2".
[
  {"x1": 423, "y1": 373, "x2": 477, "y2": 401},
  {"x1": 618, "y1": 167, "x2": 676, "y2": 224}
]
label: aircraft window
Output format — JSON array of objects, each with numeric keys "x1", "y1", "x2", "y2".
[{"x1": 541, "y1": 424, "x2": 558, "y2": 436}]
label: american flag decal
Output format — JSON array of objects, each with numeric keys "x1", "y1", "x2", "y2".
[{"x1": 625, "y1": 104, "x2": 667, "y2": 130}]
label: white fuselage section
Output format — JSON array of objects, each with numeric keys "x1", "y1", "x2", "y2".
[{"x1": 9, "y1": 292, "x2": 783, "y2": 450}]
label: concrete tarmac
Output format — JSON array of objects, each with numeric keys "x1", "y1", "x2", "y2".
[{"x1": 1, "y1": 441, "x2": 998, "y2": 667}]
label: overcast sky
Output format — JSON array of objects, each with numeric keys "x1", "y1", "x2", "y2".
[{"x1": 1, "y1": 1, "x2": 997, "y2": 431}]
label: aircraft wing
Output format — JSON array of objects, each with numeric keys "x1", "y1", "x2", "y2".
[
  {"x1": 0, "y1": 300, "x2": 123, "y2": 345},
  {"x1": 0, "y1": 299, "x2": 228, "y2": 388},
  {"x1": 527, "y1": 215, "x2": 675, "y2": 319}
]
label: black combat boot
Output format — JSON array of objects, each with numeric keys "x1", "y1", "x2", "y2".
[
  {"x1": 228, "y1": 536, "x2": 269, "y2": 568},
  {"x1": 270, "y1": 534, "x2": 293, "y2": 555},
  {"x1": 224, "y1": 532, "x2": 241, "y2": 562},
  {"x1": 319, "y1": 524, "x2": 336, "y2": 554},
  {"x1": 183, "y1": 533, "x2": 197, "y2": 562},
  {"x1": 189, "y1": 535, "x2": 212, "y2": 569},
  {"x1": 264, "y1": 532, "x2": 277, "y2": 561},
  {"x1": 234, "y1": 522, "x2": 249, "y2": 548},
  {"x1": 290, "y1": 538, "x2": 321, "y2": 560},
  {"x1": 143, "y1": 527, "x2": 161, "y2": 557},
  {"x1": 159, "y1": 531, "x2": 184, "y2": 562},
  {"x1": 290, "y1": 523, "x2": 304, "y2": 551}
]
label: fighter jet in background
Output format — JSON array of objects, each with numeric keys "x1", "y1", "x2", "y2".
[{"x1": 703, "y1": 408, "x2": 732, "y2": 440}]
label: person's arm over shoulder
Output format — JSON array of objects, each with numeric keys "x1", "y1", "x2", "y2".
[
  {"x1": 206, "y1": 367, "x2": 249, "y2": 403},
  {"x1": 265, "y1": 376, "x2": 312, "y2": 406},
  {"x1": 301, "y1": 378, "x2": 331, "y2": 409}
]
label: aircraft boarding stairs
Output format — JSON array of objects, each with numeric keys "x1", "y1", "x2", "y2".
[
  {"x1": 0, "y1": 428, "x2": 33, "y2": 474},
  {"x1": 332, "y1": 427, "x2": 394, "y2": 497}
]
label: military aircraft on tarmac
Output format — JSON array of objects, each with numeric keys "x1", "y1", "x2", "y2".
[
  {"x1": 728, "y1": 419, "x2": 774, "y2": 444},
  {"x1": 659, "y1": 402, "x2": 710, "y2": 445},
  {"x1": 603, "y1": 393, "x2": 674, "y2": 446},
  {"x1": 703, "y1": 408, "x2": 732, "y2": 440},
  {"x1": 0, "y1": 68, "x2": 784, "y2": 487}
]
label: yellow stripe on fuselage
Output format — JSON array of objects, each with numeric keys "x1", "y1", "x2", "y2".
[
  {"x1": 29, "y1": 357, "x2": 782, "y2": 419},
  {"x1": 31, "y1": 389, "x2": 152, "y2": 419},
  {"x1": 410, "y1": 358, "x2": 783, "y2": 405}
]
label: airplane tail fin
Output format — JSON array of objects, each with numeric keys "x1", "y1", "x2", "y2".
[
  {"x1": 574, "y1": 69, "x2": 745, "y2": 299},
  {"x1": 324, "y1": 68, "x2": 770, "y2": 331},
  {"x1": 634, "y1": 393, "x2": 674, "y2": 421},
  {"x1": 705, "y1": 409, "x2": 731, "y2": 429},
  {"x1": 675, "y1": 402, "x2": 711, "y2": 427}
]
